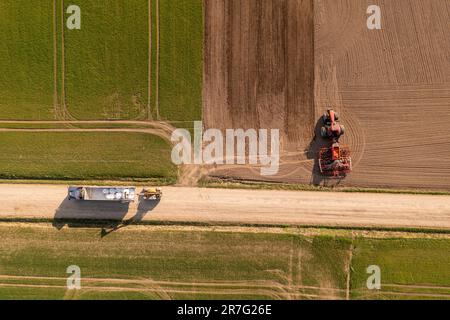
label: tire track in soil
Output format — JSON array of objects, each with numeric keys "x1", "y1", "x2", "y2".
[
  {"x1": 155, "y1": 0, "x2": 160, "y2": 120},
  {"x1": 0, "y1": 274, "x2": 344, "y2": 297},
  {"x1": 59, "y1": 0, "x2": 77, "y2": 122},
  {"x1": 147, "y1": 0, "x2": 153, "y2": 121},
  {"x1": 345, "y1": 242, "x2": 354, "y2": 300},
  {"x1": 0, "y1": 282, "x2": 285, "y2": 300},
  {"x1": 4, "y1": 275, "x2": 450, "y2": 299},
  {"x1": 342, "y1": 107, "x2": 366, "y2": 169},
  {"x1": 52, "y1": 0, "x2": 60, "y2": 120}
]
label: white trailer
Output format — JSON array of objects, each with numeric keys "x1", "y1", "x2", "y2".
[{"x1": 68, "y1": 186, "x2": 136, "y2": 203}]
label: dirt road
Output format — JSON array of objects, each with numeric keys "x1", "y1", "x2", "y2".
[{"x1": 0, "y1": 184, "x2": 449, "y2": 230}]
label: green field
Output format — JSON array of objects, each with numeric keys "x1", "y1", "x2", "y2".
[
  {"x1": 0, "y1": 225, "x2": 448, "y2": 300},
  {"x1": 351, "y1": 238, "x2": 450, "y2": 300},
  {"x1": 65, "y1": 0, "x2": 149, "y2": 120},
  {"x1": 0, "y1": 0, "x2": 203, "y2": 182},
  {"x1": 0, "y1": 225, "x2": 350, "y2": 300},
  {"x1": 0, "y1": 0, "x2": 54, "y2": 120},
  {"x1": 0, "y1": 0, "x2": 203, "y2": 122},
  {"x1": 158, "y1": 0, "x2": 203, "y2": 121},
  {"x1": 0, "y1": 132, "x2": 177, "y2": 181}
]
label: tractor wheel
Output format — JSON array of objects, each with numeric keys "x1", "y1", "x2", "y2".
[{"x1": 320, "y1": 127, "x2": 327, "y2": 138}]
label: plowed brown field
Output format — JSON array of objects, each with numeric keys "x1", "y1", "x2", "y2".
[
  {"x1": 204, "y1": 0, "x2": 450, "y2": 190},
  {"x1": 203, "y1": 0, "x2": 315, "y2": 151}
]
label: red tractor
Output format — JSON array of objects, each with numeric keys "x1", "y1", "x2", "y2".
[
  {"x1": 320, "y1": 109, "x2": 345, "y2": 140},
  {"x1": 318, "y1": 109, "x2": 352, "y2": 177}
]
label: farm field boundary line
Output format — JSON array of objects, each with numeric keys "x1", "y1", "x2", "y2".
[
  {"x1": 200, "y1": 180, "x2": 450, "y2": 196},
  {"x1": 1, "y1": 217, "x2": 450, "y2": 235},
  {"x1": 1, "y1": 222, "x2": 449, "y2": 239},
  {"x1": 147, "y1": 0, "x2": 152, "y2": 120}
]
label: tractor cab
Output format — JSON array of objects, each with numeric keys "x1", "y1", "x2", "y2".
[{"x1": 321, "y1": 109, "x2": 345, "y2": 141}]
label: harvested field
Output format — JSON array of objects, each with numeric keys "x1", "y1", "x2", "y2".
[{"x1": 204, "y1": 0, "x2": 450, "y2": 191}]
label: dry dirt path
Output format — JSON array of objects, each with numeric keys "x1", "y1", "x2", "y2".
[{"x1": 0, "y1": 185, "x2": 449, "y2": 230}]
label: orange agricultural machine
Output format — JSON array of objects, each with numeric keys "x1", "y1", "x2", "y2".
[
  {"x1": 319, "y1": 142, "x2": 352, "y2": 177},
  {"x1": 318, "y1": 109, "x2": 352, "y2": 177}
]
